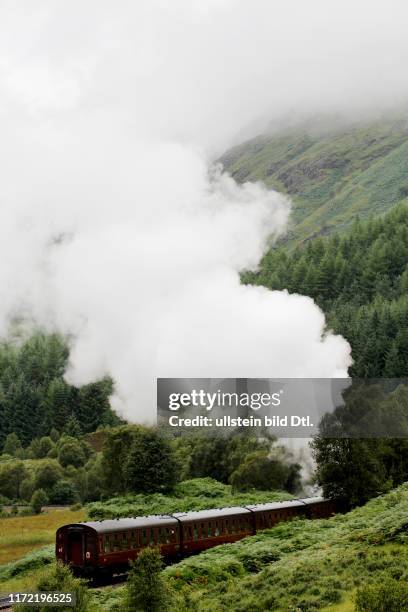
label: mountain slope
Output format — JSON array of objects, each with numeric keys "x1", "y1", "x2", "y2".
[
  {"x1": 220, "y1": 116, "x2": 408, "y2": 244},
  {"x1": 166, "y1": 483, "x2": 408, "y2": 611}
]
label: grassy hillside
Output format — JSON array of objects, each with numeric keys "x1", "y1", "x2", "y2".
[
  {"x1": 165, "y1": 483, "x2": 408, "y2": 611},
  {"x1": 0, "y1": 479, "x2": 292, "y2": 593},
  {"x1": 0, "y1": 507, "x2": 85, "y2": 566},
  {"x1": 4, "y1": 482, "x2": 407, "y2": 610},
  {"x1": 220, "y1": 116, "x2": 408, "y2": 244}
]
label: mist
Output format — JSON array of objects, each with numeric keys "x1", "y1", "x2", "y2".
[{"x1": 3, "y1": 0, "x2": 406, "y2": 420}]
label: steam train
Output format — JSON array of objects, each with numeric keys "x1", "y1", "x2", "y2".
[{"x1": 56, "y1": 497, "x2": 339, "y2": 578}]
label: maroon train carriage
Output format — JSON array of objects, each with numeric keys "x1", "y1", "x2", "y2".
[
  {"x1": 56, "y1": 515, "x2": 179, "y2": 578},
  {"x1": 173, "y1": 506, "x2": 254, "y2": 555},
  {"x1": 56, "y1": 497, "x2": 339, "y2": 577},
  {"x1": 300, "y1": 496, "x2": 338, "y2": 518},
  {"x1": 246, "y1": 499, "x2": 308, "y2": 531}
]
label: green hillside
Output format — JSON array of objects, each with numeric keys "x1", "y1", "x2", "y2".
[
  {"x1": 165, "y1": 483, "x2": 408, "y2": 611},
  {"x1": 220, "y1": 116, "x2": 408, "y2": 244}
]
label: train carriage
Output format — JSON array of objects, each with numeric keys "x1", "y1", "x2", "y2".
[
  {"x1": 174, "y1": 506, "x2": 254, "y2": 554},
  {"x1": 244, "y1": 499, "x2": 307, "y2": 530},
  {"x1": 56, "y1": 515, "x2": 179, "y2": 577},
  {"x1": 56, "y1": 497, "x2": 341, "y2": 578},
  {"x1": 298, "y1": 496, "x2": 338, "y2": 518}
]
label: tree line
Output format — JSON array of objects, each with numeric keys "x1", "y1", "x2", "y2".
[
  {"x1": 243, "y1": 204, "x2": 408, "y2": 377},
  {"x1": 242, "y1": 204, "x2": 408, "y2": 507},
  {"x1": 0, "y1": 333, "x2": 121, "y2": 449},
  {"x1": 312, "y1": 381, "x2": 408, "y2": 507},
  {"x1": 0, "y1": 425, "x2": 301, "y2": 511},
  {"x1": 101, "y1": 425, "x2": 301, "y2": 497}
]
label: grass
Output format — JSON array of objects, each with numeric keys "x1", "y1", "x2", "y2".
[
  {"x1": 164, "y1": 483, "x2": 408, "y2": 611},
  {"x1": 3, "y1": 481, "x2": 408, "y2": 610},
  {"x1": 0, "y1": 507, "x2": 85, "y2": 565},
  {"x1": 0, "y1": 545, "x2": 55, "y2": 593},
  {"x1": 322, "y1": 596, "x2": 355, "y2": 612},
  {"x1": 220, "y1": 114, "x2": 408, "y2": 246}
]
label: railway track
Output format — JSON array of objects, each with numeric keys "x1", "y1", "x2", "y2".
[{"x1": 0, "y1": 595, "x2": 12, "y2": 610}]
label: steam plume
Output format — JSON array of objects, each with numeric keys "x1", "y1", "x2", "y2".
[{"x1": 0, "y1": 0, "x2": 376, "y2": 421}]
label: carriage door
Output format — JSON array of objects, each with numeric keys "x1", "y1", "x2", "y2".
[{"x1": 67, "y1": 529, "x2": 84, "y2": 565}]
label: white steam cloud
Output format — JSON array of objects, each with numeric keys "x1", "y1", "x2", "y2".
[{"x1": 9, "y1": 0, "x2": 408, "y2": 420}]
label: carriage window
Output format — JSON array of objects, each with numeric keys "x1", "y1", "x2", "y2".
[
  {"x1": 187, "y1": 526, "x2": 193, "y2": 541},
  {"x1": 122, "y1": 532, "x2": 128, "y2": 549},
  {"x1": 113, "y1": 534, "x2": 120, "y2": 552},
  {"x1": 193, "y1": 525, "x2": 198, "y2": 540},
  {"x1": 150, "y1": 530, "x2": 155, "y2": 545},
  {"x1": 142, "y1": 529, "x2": 147, "y2": 545},
  {"x1": 208, "y1": 523, "x2": 212, "y2": 537},
  {"x1": 214, "y1": 522, "x2": 220, "y2": 536},
  {"x1": 104, "y1": 535, "x2": 110, "y2": 553}
]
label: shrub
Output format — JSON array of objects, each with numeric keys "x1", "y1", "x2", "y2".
[
  {"x1": 48, "y1": 480, "x2": 78, "y2": 505},
  {"x1": 230, "y1": 451, "x2": 300, "y2": 493},
  {"x1": 3, "y1": 432, "x2": 22, "y2": 456},
  {"x1": 34, "y1": 460, "x2": 63, "y2": 491},
  {"x1": 20, "y1": 477, "x2": 35, "y2": 501},
  {"x1": 125, "y1": 548, "x2": 170, "y2": 611},
  {"x1": 58, "y1": 438, "x2": 86, "y2": 468},
  {"x1": 70, "y1": 502, "x2": 82, "y2": 511},
  {"x1": 0, "y1": 460, "x2": 28, "y2": 499},
  {"x1": 18, "y1": 506, "x2": 34, "y2": 516},
  {"x1": 30, "y1": 489, "x2": 48, "y2": 514},
  {"x1": 0, "y1": 546, "x2": 54, "y2": 581},
  {"x1": 355, "y1": 577, "x2": 408, "y2": 611},
  {"x1": 29, "y1": 437, "x2": 55, "y2": 459},
  {"x1": 15, "y1": 562, "x2": 91, "y2": 612},
  {"x1": 49, "y1": 428, "x2": 60, "y2": 443}
]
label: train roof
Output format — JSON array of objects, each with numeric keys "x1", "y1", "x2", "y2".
[
  {"x1": 59, "y1": 515, "x2": 178, "y2": 534},
  {"x1": 297, "y1": 496, "x2": 326, "y2": 505},
  {"x1": 56, "y1": 497, "x2": 331, "y2": 534},
  {"x1": 173, "y1": 506, "x2": 251, "y2": 522},
  {"x1": 245, "y1": 499, "x2": 305, "y2": 512}
]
